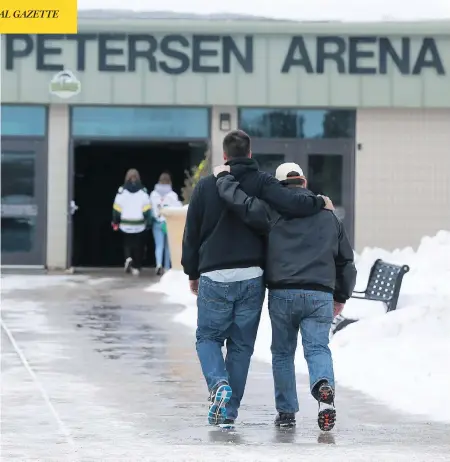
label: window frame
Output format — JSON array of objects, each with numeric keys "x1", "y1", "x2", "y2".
[
  {"x1": 238, "y1": 107, "x2": 356, "y2": 139},
  {"x1": 1, "y1": 104, "x2": 48, "y2": 137},
  {"x1": 70, "y1": 105, "x2": 211, "y2": 140}
]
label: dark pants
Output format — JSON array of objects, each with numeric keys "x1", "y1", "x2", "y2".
[
  {"x1": 196, "y1": 275, "x2": 265, "y2": 420},
  {"x1": 123, "y1": 231, "x2": 145, "y2": 269},
  {"x1": 268, "y1": 289, "x2": 334, "y2": 413}
]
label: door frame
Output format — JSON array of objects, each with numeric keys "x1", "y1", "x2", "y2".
[
  {"x1": 67, "y1": 138, "x2": 75, "y2": 268},
  {"x1": 67, "y1": 137, "x2": 210, "y2": 268},
  {"x1": 251, "y1": 138, "x2": 355, "y2": 246},
  {"x1": 1, "y1": 137, "x2": 48, "y2": 266},
  {"x1": 251, "y1": 139, "x2": 299, "y2": 160}
]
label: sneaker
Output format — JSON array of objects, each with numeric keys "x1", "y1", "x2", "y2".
[
  {"x1": 317, "y1": 382, "x2": 336, "y2": 432},
  {"x1": 208, "y1": 382, "x2": 232, "y2": 426},
  {"x1": 274, "y1": 412, "x2": 296, "y2": 428},
  {"x1": 219, "y1": 418, "x2": 235, "y2": 429},
  {"x1": 155, "y1": 265, "x2": 163, "y2": 276},
  {"x1": 124, "y1": 257, "x2": 132, "y2": 273},
  {"x1": 131, "y1": 268, "x2": 140, "y2": 276}
]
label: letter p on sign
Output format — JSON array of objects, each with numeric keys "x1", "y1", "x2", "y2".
[{"x1": 0, "y1": 0, "x2": 77, "y2": 34}]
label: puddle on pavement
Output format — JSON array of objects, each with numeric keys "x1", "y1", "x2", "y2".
[{"x1": 75, "y1": 304, "x2": 167, "y2": 365}]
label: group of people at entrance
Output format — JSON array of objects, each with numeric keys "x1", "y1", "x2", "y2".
[
  {"x1": 181, "y1": 130, "x2": 357, "y2": 431},
  {"x1": 112, "y1": 169, "x2": 182, "y2": 275}
]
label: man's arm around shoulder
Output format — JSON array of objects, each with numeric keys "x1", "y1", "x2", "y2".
[
  {"x1": 216, "y1": 170, "x2": 273, "y2": 234},
  {"x1": 259, "y1": 173, "x2": 329, "y2": 217}
]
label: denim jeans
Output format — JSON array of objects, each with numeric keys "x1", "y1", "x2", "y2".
[
  {"x1": 152, "y1": 222, "x2": 170, "y2": 269},
  {"x1": 196, "y1": 275, "x2": 265, "y2": 420},
  {"x1": 268, "y1": 289, "x2": 334, "y2": 413}
]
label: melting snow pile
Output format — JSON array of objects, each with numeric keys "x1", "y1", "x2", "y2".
[{"x1": 148, "y1": 231, "x2": 450, "y2": 423}]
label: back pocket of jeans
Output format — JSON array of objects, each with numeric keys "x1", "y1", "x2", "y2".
[
  {"x1": 239, "y1": 279, "x2": 264, "y2": 307},
  {"x1": 198, "y1": 279, "x2": 229, "y2": 307},
  {"x1": 311, "y1": 293, "x2": 333, "y2": 321}
]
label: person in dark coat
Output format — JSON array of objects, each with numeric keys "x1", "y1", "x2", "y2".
[
  {"x1": 182, "y1": 130, "x2": 334, "y2": 427},
  {"x1": 214, "y1": 161, "x2": 357, "y2": 432}
]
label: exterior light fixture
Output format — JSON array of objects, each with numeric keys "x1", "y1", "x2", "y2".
[{"x1": 219, "y1": 113, "x2": 231, "y2": 131}]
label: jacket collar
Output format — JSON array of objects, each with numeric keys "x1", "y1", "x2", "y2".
[{"x1": 225, "y1": 157, "x2": 259, "y2": 178}]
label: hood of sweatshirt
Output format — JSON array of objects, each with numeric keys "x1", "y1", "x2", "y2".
[
  {"x1": 225, "y1": 157, "x2": 259, "y2": 180},
  {"x1": 124, "y1": 180, "x2": 144, "y2": 193}
]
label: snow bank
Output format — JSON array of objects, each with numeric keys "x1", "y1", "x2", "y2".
[{"x1": 148, "y1": 231, "x2": 450, "y2": 423}]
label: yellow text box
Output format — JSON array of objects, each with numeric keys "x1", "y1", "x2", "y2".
[{"x1": 0, "y1": 0, "x2": 77, "y2": 34}]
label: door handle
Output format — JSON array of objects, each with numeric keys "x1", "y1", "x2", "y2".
[{"x1": 70, "y1": 200, "x2": 78, "y2": 215}]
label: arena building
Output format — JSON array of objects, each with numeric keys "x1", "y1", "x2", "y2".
[{"x1": 1, "y1": 13, "x2": 449, "y2": 269}]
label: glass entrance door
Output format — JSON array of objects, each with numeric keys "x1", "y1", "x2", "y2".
[
  {"x1": 300, "y1": 140, "x2": 355, "y2": 244},
  {"x1": 1, "y1": 139, "x2": 47, "y2": 265},
  {"x1": 251, "y1": 139, "x2": 297, "y2": 176},
  {"x1": 250, "y1": 138, "x2": 354, "y2": 245}
]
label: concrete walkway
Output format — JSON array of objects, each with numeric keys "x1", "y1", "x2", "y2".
[{"x1": 2, "y1": 274, "x2": 449, "y2": 461}]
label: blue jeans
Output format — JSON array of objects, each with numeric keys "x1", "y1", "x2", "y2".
[
  {"x1": 196, "y1": 275, "x2": 265, "y2": 420},
  {"x1": 268, "y1": 289, "x2": 334, "y2": 413},
  {"x1": 152, "y1": 222, "x2": 170, "y2": 269}
]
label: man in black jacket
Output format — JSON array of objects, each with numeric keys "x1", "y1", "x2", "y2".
[
  {"x1": 182, "y1": 130, "x2": 333, "y2": 427},
  {"x1": 214, "y1": 161, "x2": 357, "y2": 432}
]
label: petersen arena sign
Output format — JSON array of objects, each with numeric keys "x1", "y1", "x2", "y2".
[{"x1": 4, "y1": 33, "x2": 446, "y2": 76}]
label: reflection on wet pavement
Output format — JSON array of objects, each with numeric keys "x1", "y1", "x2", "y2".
[
  {"x1": 2, "y1": 274, "x2": 450, "y2": 461},
  {"x1": 317, "y1": 432, "x2": 336, "y2": 445},
  {"x1": 75, "y1": 304, "x2": 166, "y2": 363}
]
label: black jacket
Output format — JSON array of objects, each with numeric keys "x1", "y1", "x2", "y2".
[
  {"x1": 181, "y1": 158, "x2": 326, "y2": 280},
  {"x1": 216, "y1": 173, "x2": 357, "y2": 302}
]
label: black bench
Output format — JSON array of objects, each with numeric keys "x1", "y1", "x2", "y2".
[{"x1": 332, "y1": 259, "x2": 410, "y2": 335}]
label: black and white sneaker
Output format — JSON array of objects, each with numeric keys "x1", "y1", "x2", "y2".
[
  {"x1": 317, "y1": 382, "x2": 336, "y2": 432},
  {"x1": 208, "y1": 382, "x2": 232, "y2": 426},
  {"x1": 274, "y1": 412, "x2": 296, "y2": 428},
  {"x1": 155, "y1": 265, "x2": 163, "y2": 276},
  {"x1": 124, "y1": 257, "x2": 133, "y2": 273}
]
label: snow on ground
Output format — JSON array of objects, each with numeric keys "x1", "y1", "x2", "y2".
[
  {"x1": 1, "y1": 275, "x2": 81, "y2": 293},
  {"x1": 148, "y1": 230, "x2": 450, "y2": 423}
]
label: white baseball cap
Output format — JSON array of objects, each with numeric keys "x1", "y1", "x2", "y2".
[{"x1": 275, "y1": 162, "x2": 304, "y2": 181}]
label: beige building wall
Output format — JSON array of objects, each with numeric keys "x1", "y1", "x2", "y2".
[
  {"x1": 46, "y1": 104, "x2": 70, "y2": 269},
  {"x1": 355, "y1": 108, "x2": 450, "y2": 252}
]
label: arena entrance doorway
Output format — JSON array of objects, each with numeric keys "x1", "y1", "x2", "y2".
[{"x1": 71, "y1": 140, "x2": 206, "y2": 268}]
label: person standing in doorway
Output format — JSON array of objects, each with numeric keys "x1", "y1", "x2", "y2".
[
  {"x1": 112, "y1": 168, "x2": 151, "y2": 276},
  {"x1": 150, "y1": 172, "x2": 182, "y2": 275}
]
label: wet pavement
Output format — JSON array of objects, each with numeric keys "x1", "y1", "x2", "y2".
[{"x1": 2, "y1": 274, "x2": 450, "y2": 461}]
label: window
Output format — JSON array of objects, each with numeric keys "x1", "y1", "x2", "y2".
[
  {"x1": 72, "y1": 107, "x2": 210, "y2": 139},
  {"x1": 1, "y1": 105, "x2": 47, "y2": 136},
  {"x1": 307, "y1": 154, "x2": 343, "y2": 206},
  {"x1": 1, "y1": 152, "x2": 35, "y2": 204},
  {"x1": 1, "y1": 217, "x2": 36, "y2": 253},
  {"x1": 239, "y1": 109, "x2": 355, "y2": 139},
  {"x1": 252, "y1": 154, "x2": 285, "y2": 176}
]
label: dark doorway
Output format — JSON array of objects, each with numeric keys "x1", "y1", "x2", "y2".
[{"x1": 71, "y1": 140, "x2": 206, "y2": 268}]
